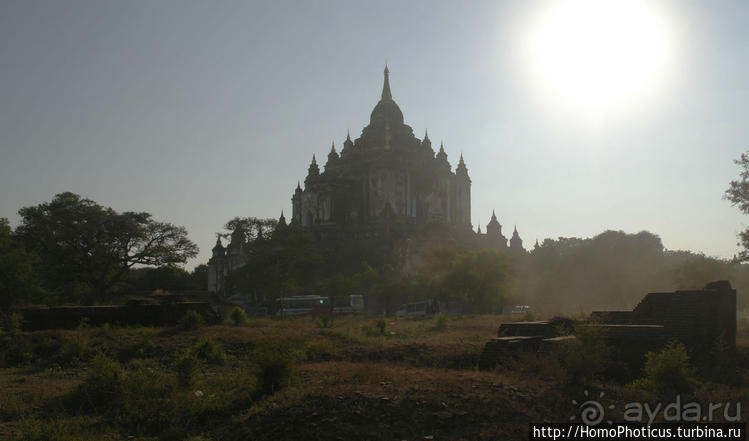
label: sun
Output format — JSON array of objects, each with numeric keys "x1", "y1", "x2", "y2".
[{"x1": 524, "y1": 0, "x2": 675, "y2": 118}]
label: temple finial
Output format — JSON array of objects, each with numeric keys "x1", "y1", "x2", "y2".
[
  {"x1": 346, "y1": 129, "x2": 351, "y2": 141},
  {"x1": 311, "y1": 154, "x2": 317, "y2": 165},
  {"x1": 381, "y1": 65, "x2": 392, "y2": 101},
  {"x1": 330, "y1": 141, "x2": 336, "y2": 154}
]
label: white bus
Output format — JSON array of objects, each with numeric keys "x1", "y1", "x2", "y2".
[
  {"x1": 276, "y1": 296, "x2": 329, "y2": 317},
  {"x1": 275, "y1": 294, "x2": 364, "y2": 317}
]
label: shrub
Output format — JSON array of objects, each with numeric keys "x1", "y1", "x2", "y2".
[
  {"x1": 520, "y1": 309, "x2": 536, "y2": 322},
  {"x1": 75, "y1": 354, "x2": 126, "y2": 408},
  {"x1": 304, "y1": 340, "x2": 332, "y2": 361},
  {"x1": 361, "y1": 317, "x2": 389, "y2": 337},
  {"x1": 561, "y1": 324, "x2": 612, "y2": 385},
  {"x1": 431, "y1": 313, "x2": 449, "y2": 331},
  {"x1": 633, "y1": 340, "x2": 699, "y2": 396},
  {"x1": 2, "y1": 312, "x2": 23, "y2": 335},
  {"x1": 193, "y1": 338, "x2": 226, "y2": 365},
  {"x1": 115, "y1": 360, "x2": 178, "y2": 435},
  {"x1": 55, "y1": 334, "x2": 94, "y2": 365},
  {"x1": 315, "y1": 315, "x2": 334, "y2": 329},
  {"x1": 175, "y1": 351, "x2": 201, "y2": 389},
  {"x1": 229, "y1": 307, "x2": 249, "y2": 326},
  {"x1": 1, "y1": 334, "x2": 33, "y2": 367},
  {"x1": 18, "y1": 417, "x2": 78, "y2": 441},
  {"x1": 253, "y1": 343, "x2": 299, "y2": 395},
  {"x1": 116, "y1": 336, "x2": 156, "y2": 362},
  {"x1": 179, "y1": 311, "x2": 204, "y2": 330},
  {"x1": 376, "y1": 315, "x2": 387, "y2": 335}
]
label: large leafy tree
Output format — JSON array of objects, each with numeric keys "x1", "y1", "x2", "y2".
[
  {"x1": 443, "y1": 249, "x2": 510, "y2": 313},
  {"x1": 725, "y1": 151, "x2": 749, "y2": 261},
  {"x1": 15, "y1": 192, "x2": 198, "y2": 303},
  {"x1": 0, "y1": 218, "x2": 46, "y2": 310}
]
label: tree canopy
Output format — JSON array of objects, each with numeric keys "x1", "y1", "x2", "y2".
[
  {"x1": 15, "y1": 192, "x2": 198, "y2": 303},
  {"x1": 0, "y1": 218, "x2": 46, "y2": 310},
  {"x1": 725, "y1": 151, "x2": 749, "y2": 261},
  {"x1": 443, "y1": 249, "x2": 510, "y2": 313}
]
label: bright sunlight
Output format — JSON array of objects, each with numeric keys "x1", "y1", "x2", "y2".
[{"x1": 524, "y1": 0, "x2": 676, "y2": 119}]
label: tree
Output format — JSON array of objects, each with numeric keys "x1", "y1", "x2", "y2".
[
  {"x1": 15, "y1": 192, "x2": 198, "y2": 303},
  {"x1": 442, "y1": 249, "x2": 510, "y2": 312},
  {"x1": 725, "y1": 151, "x2": 749, "y2": 261},
  {"x1": 0, "y1": 218, "x2": 46, "y2": 310}
]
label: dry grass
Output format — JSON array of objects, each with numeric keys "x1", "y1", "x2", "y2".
[{"x1": 1, "y1": 314, "x2": 747, "y2": 441}]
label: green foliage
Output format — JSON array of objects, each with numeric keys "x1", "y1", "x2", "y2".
[
  {"x1": 225, "y1": 221, "x2": 322, "y2": 297},
  {"x1": 2, "y1": 312, "x2": 23, "y2": 335},
  {"x1": 15, "y1": 192, "x2": 198, "y2": 303},
  {"x1": 315, "y1": 314, "x2": 333, "y2": 329},
  {"x1": 0, "y1": 334, "x2": 33, "y2": 366},
  {"x1": 376, "y1": 315, "x2": 387, "y2": 335},
  {"x1": 253, "y1": 343, "x2": 299, "y2": 395},
  {"x1": 560, "y1": 324, "x2": 612, "y2": 385},
  {"x1": 119, "y1": 336, "x2": 156, "y2": 362},
  {"x1": 193, "y1": 338, "x2": 226, "y2": 365},
  {"x1": 126, "y1": 264, "x2": 198, "y2": 292},
  {"x1": 362, "y1": 316, "x2": 388, "y2": 337},
  {"x1": 431, "y1": 313, "x2": 449, "y2": 331},
  {"x1": 633, "y1": 341, "x2": 699, "y2": 396},
  {"x1": 68, "y1": 352, "x2": 254, "y2": 440},
  {"x1": 725, "y1": 151, "x2": 749, "y2": 262},
  {"x1": 229, "y1": 307, "x2": 250, "y2": 326},
  {"x1": 0, "y1": 218, "x2": 47, "y2": 310},
  {"x1": 175, "y1": 351, "x2": 201, "y2": 389},
  {"x1": 76, "y1": 354, "x2": 126, "y2": 408},
  {"x1": 303, "y1": 339, "x2": 332, "y2": 360},
  {"x1": 184, "y1": 436, "x2": 214, "y2": 441},
  {"x1": 18, "y1": 417, "x2": 79, "y2": 441},
  {"x1": 443, "y1": 249, "x2": 509, "y2": 313},
  {"x1": 520, "y1": 309, "x2": 536, "y2": 321},
  {"x1": 55, "y1": 333, "x2": 94, "y2": 365},
  {"x1": 179, "y1": 311, "x2": 204, "y2": 330}
]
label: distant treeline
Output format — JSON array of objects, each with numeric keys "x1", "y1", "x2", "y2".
[
  {"x1": 2, "y1": 192, "x2": 749, "y2": 315},
  {"x1": 510, "y1": 230, "x2": 749, "y2": 313}
]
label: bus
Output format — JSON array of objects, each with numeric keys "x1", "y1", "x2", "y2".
[
  {"x1": 276, "y1": 296, "x2": 329, "y2": 317},
  {"x1": 394, "y1": 299, "x2": 440, "y2": 318},
  {"x1": 275, "y1": 294, "x2": 364, "y2": 317}
]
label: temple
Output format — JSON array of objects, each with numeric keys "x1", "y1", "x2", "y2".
[
  {"x1": 207, "y1": 67, "x2": 526, "y2": 293},
  {"x1": 291, "y1": 66, "x2": 472, "y2": 236}
]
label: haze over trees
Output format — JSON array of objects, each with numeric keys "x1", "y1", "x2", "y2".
[
  {"x1": 4, "y1": 158, "x2": 749, "y2": 314},
  {"x1": 216, "y1": 217, "x2": 749, "y2": 314}
]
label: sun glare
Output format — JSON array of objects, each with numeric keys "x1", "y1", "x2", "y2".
[{"x1": 525, "y1": 0, "x2": 675, "y2": 119}]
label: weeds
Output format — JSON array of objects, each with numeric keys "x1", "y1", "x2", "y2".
[
  {"x1": 560, "y1": 324, "x2": 612, "y2": 385},
  {"x1": 179, "y1": 311, "x2": 204, "y2": 330},
  {"x1": 175, "y1": 351, "x2": 201, "y2": 389},
  {"x1": 361, "y1": 316, "x2": 388, "y2": 337},
  {"x1": 75, "y1": 353, "x2": 126, "y2": 409},
  {"x1": 315, "y1": 315, "x2": 334, "y2": 329},
  {"x1": 18, "y1": 416, "x2": 79, "y2": 441},
  {"x1": 632, "y1": 340, "x2": 699, "y2": 396},
  {"x1": 193, "y1": 338, "x2": 227, "y2": 365},
  {"x1": 253, "y1": 342, "x2": 300, "y2": 395},
  {"x1": 431, "y1": 313, "x2": 449, "y2": 331},
  {"x1": 229, "y1": 307, "x2": 250, "y2": 326}
]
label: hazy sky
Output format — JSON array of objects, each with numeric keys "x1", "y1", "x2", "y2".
[{"x1": 2, "y1": 0, "x2": 749, "y2": 269}]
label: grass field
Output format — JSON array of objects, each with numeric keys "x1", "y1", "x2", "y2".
[{"x1": 1, "y1": 314, "x2": 747, "y2": 441}]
